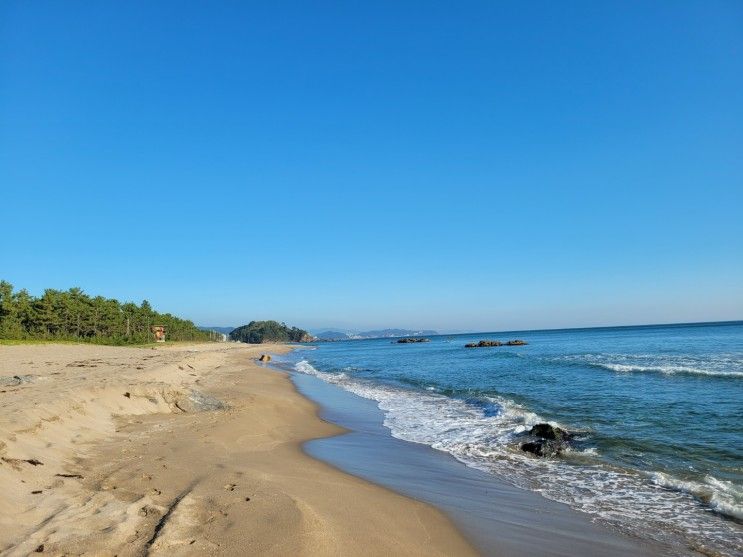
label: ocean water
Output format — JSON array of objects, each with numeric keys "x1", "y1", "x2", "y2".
[{"x1": 288, "y1": 322, "x2": 743, "y2": 557}]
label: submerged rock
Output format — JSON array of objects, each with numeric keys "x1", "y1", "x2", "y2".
[
  {"x1": 528, "y1": 423, "x2": 572, "y2": 441},
  {"x1": 396, "y1": 338, "x2": 430, "y2": 343},
  {"x1": 520, "y1": 423, "x2": 574, "y2": 457},
  {"x1": 465, "y1": 340, "x2": 503, "y2": 348},
  {"x1": 465, "y1": 339, "x2": 528, "y2": 348},
  {"x1": 520, "y1": 439, "x2": 564, "y2": 458}
]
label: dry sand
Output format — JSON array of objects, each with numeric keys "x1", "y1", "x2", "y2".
[{"x1": 0, "y1": 342, "x2": 477, "y2": 556}]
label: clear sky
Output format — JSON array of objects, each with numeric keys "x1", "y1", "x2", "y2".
[{"x1": 1, "y1": 1, "x2": 742, "y2": 332}]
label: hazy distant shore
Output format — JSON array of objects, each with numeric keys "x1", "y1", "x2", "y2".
[{"x1": 0, "y1": 343, "x2": 475, "y2": 556}]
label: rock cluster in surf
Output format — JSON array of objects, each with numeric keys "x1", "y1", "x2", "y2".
[{"x1": 465, "y1": 339, "x2": 528, "y2": 348}]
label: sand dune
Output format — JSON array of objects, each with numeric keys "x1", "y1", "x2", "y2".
[{"x1": 0, "y1": 343, "x2": 476, "y2": 556}]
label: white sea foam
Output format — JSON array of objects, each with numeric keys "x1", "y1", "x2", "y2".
[
  {"x1": 600, "y1": 363, "x2": 743, "y2": 377},
  {"x1": 550, "y1": 353, "x2": 743, "y2": 378},
  {"x1": 650, "y1": 472, "x2": 743, "y2": 521},
  {"x1": 293, "y1": 358, "x2": 743, "y2": 557}
]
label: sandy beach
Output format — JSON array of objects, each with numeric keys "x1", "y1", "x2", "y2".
[{"x1": 0, "y1": 342, "x2": 476, "y2": 556}]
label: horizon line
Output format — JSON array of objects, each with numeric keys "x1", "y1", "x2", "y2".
[{"x1": 201, "y1": 319, "x2": 743, "y2": 337}]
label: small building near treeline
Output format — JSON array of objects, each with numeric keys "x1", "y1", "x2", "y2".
[{"x1": 151, "y1": 325, "x2": 166, "y2": 342}]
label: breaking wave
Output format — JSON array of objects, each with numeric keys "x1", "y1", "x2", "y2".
[{"x1": 547, "y1": 353, "x2": 743, "y2": 378}]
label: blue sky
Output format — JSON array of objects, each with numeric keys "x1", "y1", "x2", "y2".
[{"x1": 1, "y1": 1, "x2": 742, "y2": 332}]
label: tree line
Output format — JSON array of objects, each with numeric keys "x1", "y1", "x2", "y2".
[
  {"x1": 0, "y1": 280, "x2": 212, "y2": 344},
  {"x1": 229, "y1": 320, "x2": 311, "y2": 344}
]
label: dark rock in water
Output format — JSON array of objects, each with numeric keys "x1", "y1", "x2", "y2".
[
  {"x1": 520, "y1": 423, "x2": 575, "y2": 457},
  {"x1": 465, "y1": 340, "x2": 503, "y2": 348},
  {"x1": 258, "y1": 354, "x2": 271, "y2": 362},
  {"x1": 520, "y1": 441, "x2": 542, "y2": 456},
  {"x1": 529, "y1": 423, "x2": 572, "y2": 441},
  {"x1": 520, "y1": 439, "x2": 564, "y2": 458},
  {"x1": 396, "y1": 338, "x2": 430, "y2": 343},
  {"x1": 465, "y1": 339, "x2": 528, "y2": 348}
]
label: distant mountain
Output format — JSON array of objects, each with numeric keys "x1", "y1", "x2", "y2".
[
  {"x1": 199, "y1": 326, "x2": 236, "y2": 335},
  {"x1": 314, "y1": 330, "x2": 351, "y2": 341},
  {"x1": 313, "y1": 328, "x2": 438, "y2": 341},
  {"x1": 357, "y1": 328, "x2": 438, "y2": 339}
]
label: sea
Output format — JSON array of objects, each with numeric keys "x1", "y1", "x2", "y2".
[{"x1": 284, "y1": 321, "x2": 742, "y2": 556}]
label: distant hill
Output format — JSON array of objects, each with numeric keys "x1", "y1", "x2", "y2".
[
  {"x1": 313, "y1": 328, "x2": 438, "y2": 341},
  {"x1": 230, "y1": 320, "x2": 312, "y2": 344},
  {"x1": 314, "y1": 330, "x2": 351, "y2": 341},
  {"x1": 199, "y1": 326, "x2": 235, "y2": 335},
  {"x1": 357, "y1": 328, "x2": 438, "y2": 339}
]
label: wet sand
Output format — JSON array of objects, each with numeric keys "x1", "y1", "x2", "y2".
[{"x1": 0, "y1": 343, "x2": 476, "y2": 556}]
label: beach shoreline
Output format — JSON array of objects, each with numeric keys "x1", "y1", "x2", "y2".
[
  {"x1": 281, "y1": 359, "x2": 674, "y2": 557},
  {"x1": 0, "y1": 342, "x2": 476, "y2": 556},
  {"x1": 285, "y1": 326, "x2": 742, "y2": 557}
]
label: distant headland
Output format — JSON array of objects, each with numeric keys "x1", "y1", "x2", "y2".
[{"x1": 313, "y1": 328, "x2": 438, "y2": 341}]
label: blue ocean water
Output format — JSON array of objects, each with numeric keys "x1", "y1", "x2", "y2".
[{"x1": 288, "y1": 322, "x2": 743, "y2": 556}]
